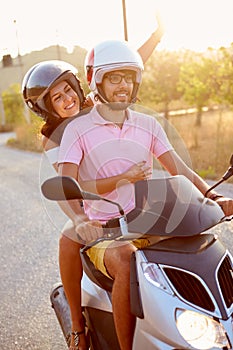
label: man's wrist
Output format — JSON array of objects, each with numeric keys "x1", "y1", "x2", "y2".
[{"x1": 208, "y1": 193, "x2": 224, "y2": 201}]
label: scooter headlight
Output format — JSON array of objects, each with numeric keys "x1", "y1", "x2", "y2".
[
  {"x1": 142, "y1": 263, "x2": 173, "y2": 294},
  {"x1": 176, "y1": 309, "x2": 230, "y2": 349}
]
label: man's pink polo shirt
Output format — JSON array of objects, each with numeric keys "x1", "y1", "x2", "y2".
[{"x1": 58, "y1": 106, "x2": 173, "y2": 222}]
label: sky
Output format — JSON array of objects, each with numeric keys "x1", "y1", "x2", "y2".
[{"x1": 0, "y1": 0, "x2": 233, "y2": 59}]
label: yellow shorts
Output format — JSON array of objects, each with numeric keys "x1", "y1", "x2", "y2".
[
  {"x1": 62, "y1": 220, "x2": 169, "y2": 278},
  {"x1": 86, "y1": 238, "x2": 151, "y2": 278}
]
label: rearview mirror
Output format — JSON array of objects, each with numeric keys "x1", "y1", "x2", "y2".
[
  {"x1": 41, "y1": 176, "x2": 84, "y2": 201},
  {"x1": 41, "y1": 175, "x2": 125, "y2": 215}
]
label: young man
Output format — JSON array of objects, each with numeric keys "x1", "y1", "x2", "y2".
[{"x1": 58, "y1": 40, "x2": 233, "y2": 350}]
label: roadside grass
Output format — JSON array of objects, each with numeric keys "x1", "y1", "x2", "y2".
[
  {"x1": 6, "y1": 119, "x2": 43, "y2": 153},
  {"x1": 170, "y1": 108, "x2": 233, "y2": 181}
]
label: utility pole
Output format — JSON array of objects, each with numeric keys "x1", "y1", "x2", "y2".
[
  {"x1": 122, "y1": 0, "x2": 128, "y2": 41},
  {"x1": 14, "y1": 19, "x2": 30, "y2": 123},
  {"x1": 56, "y1": 29, "x2": 61, "y2": 60},
  {"x1": 14, "y1": 20, "x2": 23, "y2": 73}
]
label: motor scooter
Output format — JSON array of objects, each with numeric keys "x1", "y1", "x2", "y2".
[{"x1": 41, "y1": 156, "x2": 233, "y2": 350}]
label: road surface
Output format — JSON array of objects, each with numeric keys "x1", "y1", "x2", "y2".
[{"x1": 0, "y1": 133, "x2": 67, "y2": 349}]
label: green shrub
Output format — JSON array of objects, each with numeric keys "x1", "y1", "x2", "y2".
[{"x1": 196, "y1": 166, "x2": 216, "y2": 179}]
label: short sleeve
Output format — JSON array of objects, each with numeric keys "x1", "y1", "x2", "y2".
[{"x1": 58, "y1": 120, "x2": 83, "y2": 165}]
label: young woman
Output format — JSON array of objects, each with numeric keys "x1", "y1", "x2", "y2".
[{"x1": 22, "y1": 21, "x2": 164, "y2": 350}]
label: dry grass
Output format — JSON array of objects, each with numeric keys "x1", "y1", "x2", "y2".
[
  {"x1": 169, "y1": 108, "x2": 233, "y2": 180},
  {"x1": 7, "y1": 123, "x2": 43, "y2": 153}
]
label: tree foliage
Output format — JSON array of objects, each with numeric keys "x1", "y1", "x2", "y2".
[
  {"x1": 137, "y1": 44, "x2": 233, "y2": 127},
  {"x1": 215, "y1": 45, "x2": 233, "y2": 106},
  {"x1": 2, "y1": 84, "x2": 25, "y2": 126},
  {"x1": 139, "y1": 50, "x2": 183, "y2": 118},
  {"x1": 178, "y1": 50, "x2": 226, "y2": 125}
]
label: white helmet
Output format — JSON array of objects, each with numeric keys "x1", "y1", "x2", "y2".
[{"x1": 84, "y1": 40, "x2": 144, "y2": 104}]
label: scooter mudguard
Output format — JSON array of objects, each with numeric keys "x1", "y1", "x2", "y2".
[{"x1": 50, "y1": 283, "x2": 71, "y2": 347}]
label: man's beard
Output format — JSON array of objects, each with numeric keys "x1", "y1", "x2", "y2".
[{"x1": 107, "y1": 102, "x2": 132, "y2": 110}]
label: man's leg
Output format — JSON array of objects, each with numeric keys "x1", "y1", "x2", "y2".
[{"x1": 104, "y1": 242, "x2": 137, "y2": 350}]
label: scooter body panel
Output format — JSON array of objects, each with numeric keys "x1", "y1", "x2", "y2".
[
  {"x1": 140, "y1": 235, "x2": 233, "y2": 318},
  {"x1": 130, "y1": 236, "x2": 233, "y2": 349},
  {"x1": 81, "y1": 272, "x2": 112, "y2": 313}
]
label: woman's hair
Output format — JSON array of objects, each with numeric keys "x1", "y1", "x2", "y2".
[
  {"x1": 43, "y1": 93, "x2": 54, "y2": 115},
  {"x1": 40, "y1": 90, "x2": 68, "y2": 141}
]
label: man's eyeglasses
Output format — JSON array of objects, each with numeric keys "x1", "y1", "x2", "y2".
[{"x1": 104, "y1": 73, "x2": 135, "y2": 84}]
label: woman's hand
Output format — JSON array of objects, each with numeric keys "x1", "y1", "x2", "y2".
[{"x1": 154, "y1": 11, "x2": 165, "y2": 42}]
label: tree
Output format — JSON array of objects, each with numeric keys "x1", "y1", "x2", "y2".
[
  {"x1": 178, "y1": 52, "x2": 215, "y2": 126},
  {"x1": 2, "y1": 84, "x2": 25, "y2": 126},
  {"x1": 139, "y1": 50, "x2": 182, "y2": 118},
  {"x1": 215, "y1": 45, "x2": 233, "y2": 106}
]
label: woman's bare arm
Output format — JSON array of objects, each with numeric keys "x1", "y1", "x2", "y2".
[
  {"x1": 137, "y1": 12, "x2": 165, "y2": 64},
  {"x1": 79, "y1": 161, "x2": 152, "y2": 194}
]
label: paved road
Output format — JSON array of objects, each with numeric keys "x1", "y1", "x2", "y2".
[
  {"x1": 0, "y1": 132, "x2": 232, "y2": 349},
  {"x1": 0, "y1": 133, "x2": 67, "y2": 349}
]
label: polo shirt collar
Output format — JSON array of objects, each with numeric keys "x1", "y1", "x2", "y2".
[{"x1": 91, "y1": 105, "x2": 133, "y2": 126}]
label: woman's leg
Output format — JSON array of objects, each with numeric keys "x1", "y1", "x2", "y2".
[{"x1": 59, "y1": 222, "x2": 87, "y2": 349}]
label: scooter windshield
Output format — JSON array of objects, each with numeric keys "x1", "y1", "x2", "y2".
[{"x1": 127, "y1": 175, "x2": 224, "y2": 237}]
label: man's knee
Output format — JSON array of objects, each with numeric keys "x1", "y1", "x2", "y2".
[{"x1": 104, "y1": 242, "x2": 136, "y2": 277}]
